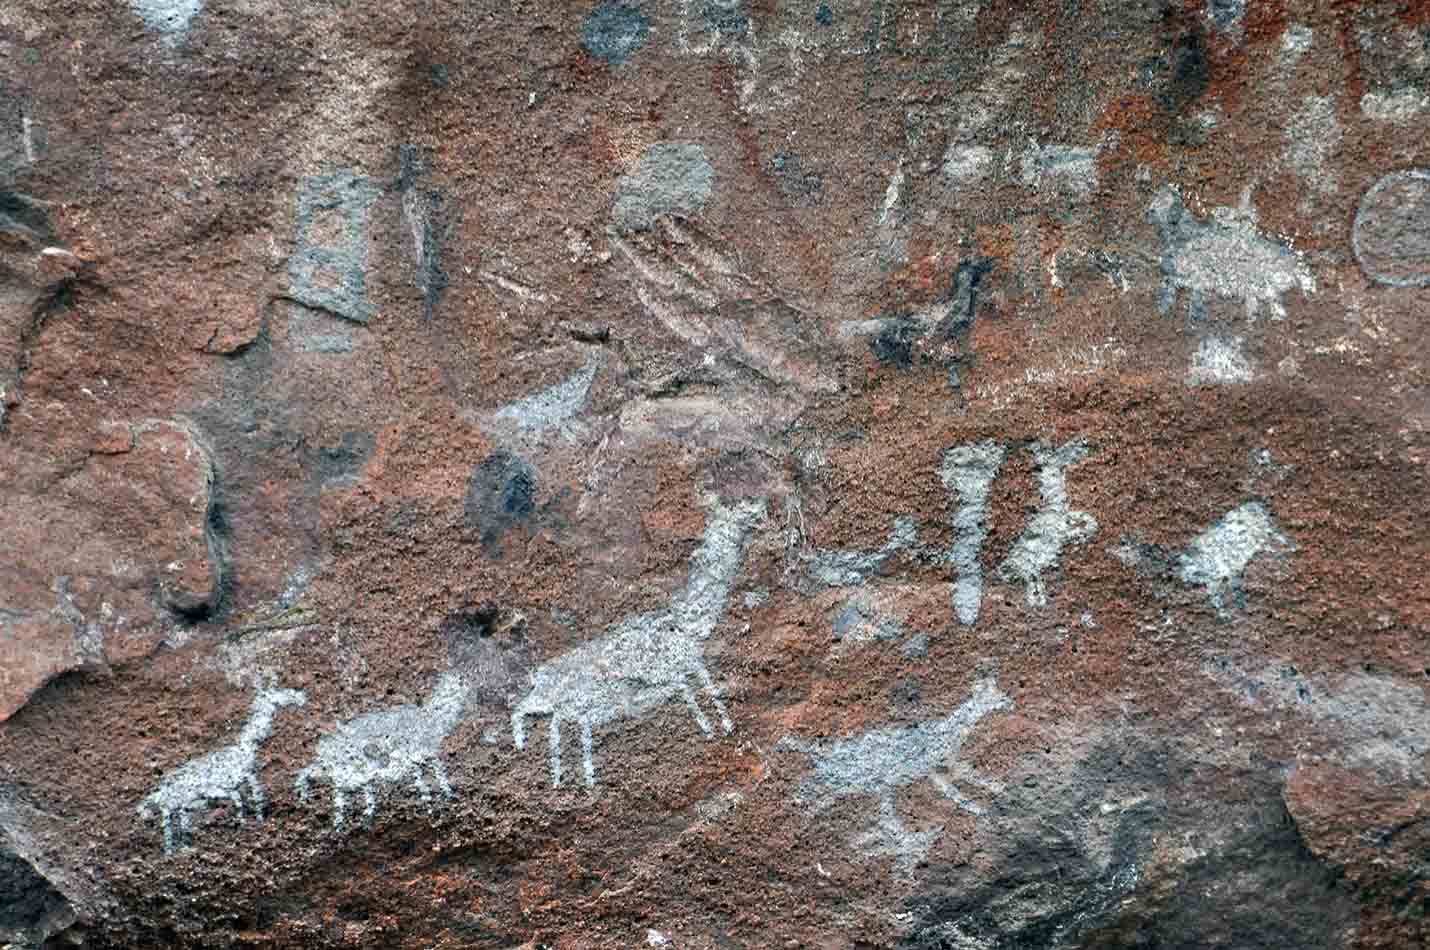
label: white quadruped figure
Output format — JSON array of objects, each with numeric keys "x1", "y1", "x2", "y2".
[
  {"x1": 511, "y1": 497, "x2": 766, "y2": 787},
  {"x1": 137, "y1": 686, "x2": 307, "y2": 854},
  {"x1": 780, "y1": 677, "x2": 1013, "y2": 871},
  {"x1": 295, "y1": 671, "x2": 466, "y2": 831}
]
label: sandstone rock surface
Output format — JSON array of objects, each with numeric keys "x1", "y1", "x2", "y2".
[{"x1": 0, "y1": 1, "x2": 1427, "y2": 948}]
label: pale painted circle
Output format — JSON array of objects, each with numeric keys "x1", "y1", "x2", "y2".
[{"x1": 1352, "y1": 168, "x2": 1430, "y2": 287}]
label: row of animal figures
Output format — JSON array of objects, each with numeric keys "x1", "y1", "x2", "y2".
[{"x1": 138, "y1": 453, "x2": 1294, "y2": 854}]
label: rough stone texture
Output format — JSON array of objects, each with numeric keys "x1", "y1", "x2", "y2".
[{"x1": 0, "y1": 1, "x2": 1426, "y2": 948}]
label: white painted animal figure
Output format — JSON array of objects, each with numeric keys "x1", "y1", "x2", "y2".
[
  {"x1": 1177, "y1": 501, "x2": 1295, "y2": 610},
  {"x1": 780, "y1": 677, "x2": 1013, "y2": 869},
  {"x1": 1148, "y1": 185, "x2": 1315, "y2": 322},
  {"x1": 137, "y1": 686, "x2": 306, "y2": 854},
  {"x1": 512, "y1": 497, "x2": 766, "y2": 787},
  {"x1": 295, "y1": 671, "x2": 466, "y2": 831},
  {"x1": 998, "y1": 440, "x2": 1098, "y2": 607}
]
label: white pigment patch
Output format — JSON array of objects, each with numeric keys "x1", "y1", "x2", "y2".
[
  {"x1": 1177, "y1": 501, "x2": 1293, "y2": 609},
  {"x1": 1187, "y1": 336, "x2": 1254, "y2": 386}
]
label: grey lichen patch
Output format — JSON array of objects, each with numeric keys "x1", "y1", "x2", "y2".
[
  {"x1": 1177, "y1": 501, "x2": 1294, "y2": 611},
  {"x1": 780, "y1": 677, "x2": 1012, "y2": 871},
  {"x1": 997, "y1": 440, "x2": 1097, "y2": 609},
  {"x1": 1148, "y1": 185, "x2": 1315, "y2": 322},
  {"x1": 612, "y1": 142, "x2": 714, "y2": 232},
  {"x1": 582, "y1": 3, "x2": 651, "y2": 66},
  {"x1": 940, "y1": 442, "x2": 1006, "y2": 626},
  {"x1": 1352, "y1": 169, "x2": 1430, "y2": 288},
  {"x1": 806, "y1": 517, "x2": 917, "y2": 588}
]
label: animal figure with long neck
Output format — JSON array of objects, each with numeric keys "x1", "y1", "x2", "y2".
[
  {"x1": 137, "y1": 686, "x2": 307, "y2": 854},
  {"x1": 512, "y1": 497, "x2": 766, "y2": 787},
  {"x1": 294, "y1": 670, "x2": 467, "y2": 831},
  {"x1": 781, "y1": 677, "x2": 1012, "y2": 870}
]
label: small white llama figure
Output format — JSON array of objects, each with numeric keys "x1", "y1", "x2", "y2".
[
  {"x1": 137, "y1": 686, "x2": 307, "y2": 854},
  {"x1": 294, "y1": 671, "x2": 467, "y2": 831}
]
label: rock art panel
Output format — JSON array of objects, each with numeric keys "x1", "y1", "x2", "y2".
[
  {"x1": 138, "y1": 687, "x2": 306, "y2": 854},
  {"x1": 512, "y1": 498, "x2": 764, "y2": 787},
  {"x1": 1352, "y1": 169, "x2": 1430, "y2": 288},
  {"x1": 781, "y1": 677, "x2": 1012, "y2": 871}
]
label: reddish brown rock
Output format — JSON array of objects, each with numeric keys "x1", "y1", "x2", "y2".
[{"x1": 0, "y1": 1, "x2": 1426, "y2": 948}]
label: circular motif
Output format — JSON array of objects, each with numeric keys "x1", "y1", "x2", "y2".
[{"x1": 1352, "y1": 168, "x2": 1430, "y2": 287}]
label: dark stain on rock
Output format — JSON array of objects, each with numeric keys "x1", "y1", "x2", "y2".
[
  {"x1": 312, "y1": 430, "x2": 375, "y2": 486},
  {"x1": 1163, "y1": 28, "x2": 1211, "y2": 114},
  {"x1": 0, "y1": 842, "x2": 73, "y2": 947},
  {"x1": 397, "y1": 144, "x2": 453, "y2": 322},
  {"x1": 770, "y1": 151, "x2": 825, "y2": 206},
  {"x1": 901, "y1": 743, "x2": 1357, "y2": 950},
  {"x1": 582, "y1": 3, "x2": 651, "y2": 66},
  {"x1": 464, "y1": 451, "x2": 537, "y2": 552},
  {"x1": 871, "y1": 318, "x2": 918, "y2": 369},
  {"x1": 815, "y1": 4, "x2": 834, "y2": 27}
]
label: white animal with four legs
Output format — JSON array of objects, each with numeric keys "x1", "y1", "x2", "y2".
[
  {"x1": 294, "y1": 671, "x2": 467, "y2": 831},
  {"x1": 512, "y1": 498, "x2": 766, "y2": 786},
  {"x1": 137, "y1": 686, "x2": 307, "y2": 854}
]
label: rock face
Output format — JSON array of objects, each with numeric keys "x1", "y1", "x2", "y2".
[{"x1": 0, "y1": 1, "x2": 1426, "y2": 948}]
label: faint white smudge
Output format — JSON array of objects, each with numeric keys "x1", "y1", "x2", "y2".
[
  {"x1": 942, "y1": 145, "x2": 993, "y2": 184},
  {"x1": 130, "y1": 0, "x2": 203, "y2": 43},
  {"x1": 1360, "y1": 88, "x2": 1430, "y2": 122},
  {"x1": 491, "y1": 358, "x2": 599, "y2": 433},
  {"x1": 1187, "y1": 336, "x2": 1254, "y2": 386},
  {"x1": 1284, "y1": 96, "x2": 1341, "y2": 195}
]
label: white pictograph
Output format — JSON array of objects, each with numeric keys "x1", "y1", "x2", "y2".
[
  {"x1": 138, "y1": 687, "x2": 307, "y2": 854},
  {"x1": 512, "y1": 498, "x2": 765, "y2": 787},
  {"x1": 295, "y1": 671, "x2": 467, "y2": 831}
]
